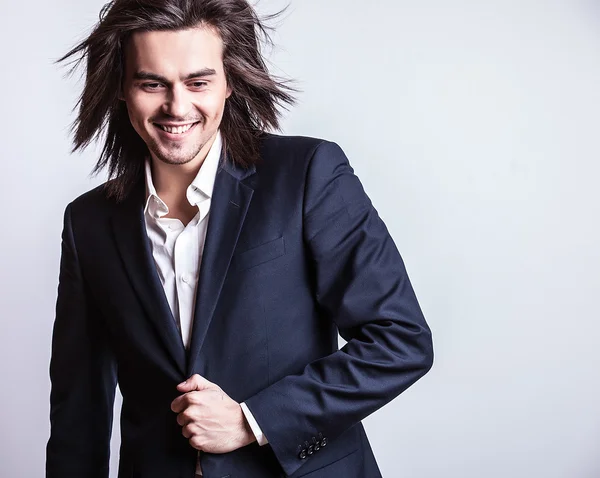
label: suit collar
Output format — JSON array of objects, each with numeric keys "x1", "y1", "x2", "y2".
[{"x1": 220, "y1": 151, "x2": 256, "y2": 182}]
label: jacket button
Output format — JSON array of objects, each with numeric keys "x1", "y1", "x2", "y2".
[
  {"x1": 320, "y1": 437, "x2": 328, "y2": 447},
  {"x1": 298, "y1": 449, "x2": 307, "y2": 460},
  {"x1": 308, "y1": 445, "x2": 315, "y2": 455}
]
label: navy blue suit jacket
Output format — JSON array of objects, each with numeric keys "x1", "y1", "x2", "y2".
[{"x1": 46, "y1": 134, "x2": 433, "y2": 478}]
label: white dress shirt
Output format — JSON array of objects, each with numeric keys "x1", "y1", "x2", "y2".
[{"x1": 143, "y1": 132, "x2": 267, "y2": 476}]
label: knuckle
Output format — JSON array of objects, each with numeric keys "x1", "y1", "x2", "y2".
[
  {"x1": 189, "y1": 392, "x2": 203, "y2": 405},
  {"x1": 190, "y1": 436, "x2": 203, "y2": 451}
]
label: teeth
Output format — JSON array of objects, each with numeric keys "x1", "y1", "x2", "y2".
[{"x1": 158, "y1": 123, "x2": 196, "y2": 134}]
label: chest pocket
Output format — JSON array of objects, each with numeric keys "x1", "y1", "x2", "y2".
[{"x1": 230, "y1": 236, "x2": 285, "y2": 272}]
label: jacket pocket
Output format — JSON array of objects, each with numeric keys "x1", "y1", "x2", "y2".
[{"x1": 230, "y1": 236, "x2": 285, "y2": 271}]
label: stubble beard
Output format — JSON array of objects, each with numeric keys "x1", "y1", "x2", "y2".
[{"x1": 147, "y1": 129, "x2": 207, "y2": 166}]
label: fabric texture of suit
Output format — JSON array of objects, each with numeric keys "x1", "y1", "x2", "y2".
[{"x1": 46, "y1": 133, "x2": 434, "y2": 478}]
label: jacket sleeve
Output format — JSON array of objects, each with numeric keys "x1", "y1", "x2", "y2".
[
  {"x1": 243, "y1": 141, "x2": 434, "y2": 476},
  {"x1": 46, "y1": 203, "x2": 118, "y2": 478}
]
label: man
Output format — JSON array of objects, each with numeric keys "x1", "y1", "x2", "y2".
[{"x1": 46, "y1": 1, "x2": 434, "y2": 477}]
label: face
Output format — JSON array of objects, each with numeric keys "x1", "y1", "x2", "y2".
[{"x1": 121, "y1": 26, "x2": 232, "y2": 167}]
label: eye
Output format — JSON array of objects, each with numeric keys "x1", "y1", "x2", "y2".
[
  {"x1": 190, "y1": 81, "x2": 208, "y2": 89},
  {"x1": 141, "y1": 82, "x2": 163, "y2": 90}
]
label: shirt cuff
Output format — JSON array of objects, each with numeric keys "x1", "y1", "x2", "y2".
[{"x1": 240, "y1": 401, "x2": 269, "y2": 446}]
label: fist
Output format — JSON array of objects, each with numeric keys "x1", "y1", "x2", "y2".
[{"x1": 170, "y1": 374, "x2": 255, "y2": 453}]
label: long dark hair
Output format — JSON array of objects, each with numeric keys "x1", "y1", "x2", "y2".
[{"x1": 59, "y1": 0, "x2": 296, "y2": 202}]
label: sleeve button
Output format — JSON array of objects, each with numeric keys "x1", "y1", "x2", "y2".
[
  {"x1": 321, "y1": 437, "x2": 328, "y2": 447},
  {"x1": 312, "y1": 436, "x2": 320, "y2": 451},
  {"x1": 308, "y1": 445, "x2": 315, "y2": 455},
  {"x1": 298, "y1": 449, "x2": 307, "y2": 460}
]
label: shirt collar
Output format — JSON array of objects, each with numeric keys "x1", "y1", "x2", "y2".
[{"x1": 144, "y1": 131, "x2": 222, "y2": 217}]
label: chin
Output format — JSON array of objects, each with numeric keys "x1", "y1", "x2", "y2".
[
  {"x1": 154, "y1": 150, "x2": 199, "y2": 166},
  {"x1": 145, "y1": 139, "x2": 197, "y2": 165}
]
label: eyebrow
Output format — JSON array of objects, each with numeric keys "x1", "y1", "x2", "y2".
[{"x1": 132, "y1": 68, "x2": 217, "y2": 83}]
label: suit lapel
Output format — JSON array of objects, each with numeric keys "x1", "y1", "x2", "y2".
[
  {"x1": 186, "y1": 159, "x2": 256, "y2": 376},
  {"x1": 111, "y1": 176, "x2": 187, "y2": 376}
]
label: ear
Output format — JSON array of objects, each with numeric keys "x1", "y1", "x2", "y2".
[{"x1": 225, "y1": 85, "x2": 233, "y2": 99}]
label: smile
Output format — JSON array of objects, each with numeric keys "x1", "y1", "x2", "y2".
[{"x1": 154, "y1": 122, "x2": 199, "y2": 134}]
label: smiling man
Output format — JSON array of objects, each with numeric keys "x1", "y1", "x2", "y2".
[
  {"x1": 46, "y1": 1, "x2": 434, "y2": 478},
  {"x1": 123, "y1": 28, "x2": 229, "y2": 168}
]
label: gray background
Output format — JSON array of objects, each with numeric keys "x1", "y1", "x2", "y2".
[{"x1": 1, "y1": 0, "x2": 599, "y2": 477}]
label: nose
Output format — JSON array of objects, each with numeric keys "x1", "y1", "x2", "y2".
[{"x1": 162, "y1": 84, "x2": 192, "y2": 119}]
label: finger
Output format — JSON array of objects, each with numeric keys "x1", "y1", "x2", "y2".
[
  {"x1": 177, "y1": 374, "x2": 214, "y2": 393},
  {"x1": 177, "y1": 374, "x2": 214, "y2": 392},
  {"x1": 189, "y1": 436, "x2": 204, "y2": 451},
  {"x1": 172, "y1": 388, "x2": 205, "y2": 413},
  {"x1": 177, "y1": 412, "x2": 193, "y2": 427},
  {"x1": 171, "y1": 394, "x2": 189, "y2": 413},
  {"x1": 181, "y1": 423, "x2": 194, "y2": 439}
]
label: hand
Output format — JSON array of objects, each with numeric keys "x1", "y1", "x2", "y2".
[{"x1": 171, "y1": 374, "x2": 256, "y2": 453}]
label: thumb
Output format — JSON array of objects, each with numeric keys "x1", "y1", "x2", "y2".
[{"x1": 177, "y1": 374, "x2": 214, "y2": 393}]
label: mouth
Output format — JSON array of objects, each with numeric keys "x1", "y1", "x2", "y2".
[{"x1": 153, "y1": 121, "x2": 200, "y2": 137}]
